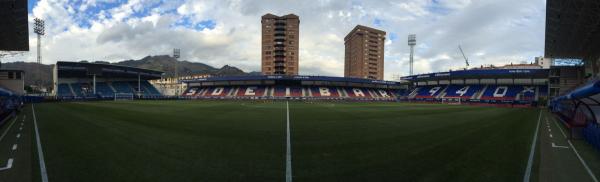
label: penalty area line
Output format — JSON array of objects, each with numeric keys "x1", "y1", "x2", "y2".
[
  {"x1": 0, "y1": 158, "x2": 14, "y2": 171},
  {"x1": 523, "y1": 110, "x2": 542, "y2": 182},
  {"x1": 32, "y1": 104, "x2": 49, "y2": 182}
]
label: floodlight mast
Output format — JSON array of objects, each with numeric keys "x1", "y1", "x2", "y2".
[
  {"x1": 408, "y1": 34, "x2": 416, "y2": 76},
  {"x1": 173, "y1": 48, "x2": 181, "y2": 96},
  {"x1": 34, "y1": 18, "x2": 45, "y2": 64},
  {"x1": 34, "y1": 18, "x2": 45, "y2": 93}
]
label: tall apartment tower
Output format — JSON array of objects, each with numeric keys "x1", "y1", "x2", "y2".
[
  {"x1": 261, "y1": 14, "x2": 300, "y2": 75},
  {"x1": 344, "y1": 25, "x2": 386, "y2": 80}
]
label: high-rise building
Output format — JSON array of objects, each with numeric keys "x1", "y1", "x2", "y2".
[
  {"x1": 261, "y1": 14, "x2": 300, "y2": 75},
  {"x1": 344, "y1": 25, "x2": 386, "y2": 80}
]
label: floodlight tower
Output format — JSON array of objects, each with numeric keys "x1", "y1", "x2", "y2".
[
  {"x1": 34, "y1": 18, "x2": 45, "y2": 64},
  {"x1": 173, "y1": 48, "x2": 181, "y2": 96},
  {"x1": 408, "y1": 34, "x2": 416, "y2": 76},
  {"x1": 34, "y1": 18, "x2": 45, "y2": 93}
]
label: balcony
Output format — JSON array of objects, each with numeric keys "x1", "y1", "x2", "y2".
[
  {"x1": 274, "y1": 28, "x2": 286, "y2": 31},
  {"x1": 274, "y1": 59, "x2": 285, "y2": 64},
  {"x1": 274, "y1": 33, "x2": 285, "y2": 36},
  {"x1": 274, "y1": 38, "x2": 285, "y2": 42},
  {"x1": 274, "y1": 44, "x2": 285, "y2": 48}
]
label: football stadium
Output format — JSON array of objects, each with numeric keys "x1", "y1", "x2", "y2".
[{"x1": 1, "y1": 0, "x2": 600, "y2": 182}]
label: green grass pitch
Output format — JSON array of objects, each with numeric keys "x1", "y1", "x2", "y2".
[{"x1": 32, "y1": 100, "x2": 539, "y2": 181}]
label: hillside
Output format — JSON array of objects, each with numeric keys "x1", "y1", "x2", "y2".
[
  {"x1": 2, "y1": 55, "x2": 251, "y2": 89},
  {"x1": 115, "y1": 55, "x2": 247, "y2": 77}
]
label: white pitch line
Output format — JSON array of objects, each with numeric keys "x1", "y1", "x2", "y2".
[
  {"x1": 0, "y1": 158, "x2": 14, "y2": 171},
  {"x1": 285, "y1": 101, "x2": 292, "y2": 182},
  {"x1": 12, "y1": 144, "x2": 17, "y2": 150},
  {"x1": 552, "y1": 118, "x2": 568, "y2": 139},
  {"x1": 567, "y1": 140, "x2": 599, "y2": 182},
  {"x1": 523, "y1": 110, "x2": 542, "y2": 182},
  {"x1": 551, "y1": 142, "x2": 568, "y2": 149},
  {"x1": 0, "y1": 117, "x2": 18, "y2": 142},
  {"x1": 549, "y1": 117, "x2": 597, "y2": 181},
  {"x1": 32, "y1": 104, "x2": 49, "y2": 182}
]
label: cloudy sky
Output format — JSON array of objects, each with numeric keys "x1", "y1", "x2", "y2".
[{"x1": 9, "y1": 0, "x2": 546, "y2": 80}]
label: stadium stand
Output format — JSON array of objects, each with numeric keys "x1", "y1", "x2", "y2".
[
  {"x1": 184, "y1": 85, "x2": 398, "y2": 100},
  {"x1": 181, "y1": 75, "x2": 404, "y2": 100},
  {"x1": 54, "y1": 61, "x2": 163, "y2": 99},
  {"x1": 402, "y1": 69, "x2": 549, "y2": 106}
]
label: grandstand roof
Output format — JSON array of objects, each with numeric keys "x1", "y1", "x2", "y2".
[
  {"x1": 545, "y1": 0, "x2": 600, "y2": 60},
  {"x1": 56, "y1": 61, "x2": 163, "y2": 79},
  {"x1": 183, "y1": 75, "x2": 402, "y2": 87},
  {"x1": 0, "y1": 0, "x2": 29, "y2": 51},
  {"x1": 401, "y1": 69, "x2": 549, "y2": 82}
]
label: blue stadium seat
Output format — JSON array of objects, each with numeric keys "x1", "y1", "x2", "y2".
[
  {"x1": 95, "y1": 82, "x2": 115, "y2": 97},
  {"x1": 57, "y1": 83, "x2": 73, "y2": 97},
  {"x1": 70, "y1": 83, "x2": 93, "y2": 97},
  {"x1": 444, "y1": 85, "x2": 482, "y2": 98},
  {"x1": 481, "y1": 85, "x2": 523, "y2": 101},
  {"x1": 415, "y1": 85, "x2": 445, "y2": 99},
  {"x1": 112, "y1": 82, "x2": 135, "y2": 94}
]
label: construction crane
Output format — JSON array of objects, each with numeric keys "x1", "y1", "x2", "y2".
[{"x1": 458, "y1": 45, "x2": 470, "y2": 68}]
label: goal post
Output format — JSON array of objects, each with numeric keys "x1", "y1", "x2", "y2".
[
  {"x1": 114, "y1": 93, "x2": 134, "y2": 101},
  {"x1": 441, "y1": 97, "x2": 462, "y2": 105}
]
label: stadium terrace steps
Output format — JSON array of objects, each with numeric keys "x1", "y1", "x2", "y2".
[
  {"x1": 107, "y1": 83, "x2": 117, "y2": 93},
  {"x1": 112, "y1": 82, "x2": 134, "y2": 93},
  {"x1": 57, "y1": 84, "x2": 75, "y2": 97},
  {"x1": 436, "y1": 86, "x2": 448, "y2": 99},
  {"x1": 475, "y1": 85, "x2": 488, "y2": 100},
  {"x1": 95, "y1": 82, "x2": 115, "y2": 97}
]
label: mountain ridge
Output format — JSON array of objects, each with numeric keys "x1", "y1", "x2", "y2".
[{"x1": 2, "y1": 55, "x2": 253, "y2": 89}]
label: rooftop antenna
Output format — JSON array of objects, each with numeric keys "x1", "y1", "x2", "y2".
[
  {"x1": 458, "y1": 45, "x2": 469, "y2": 68},
  {"x1": 408, "y1": 34, "x2": 416, "y2": 75}
]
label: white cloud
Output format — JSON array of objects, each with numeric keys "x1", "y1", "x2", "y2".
[{"x1": 7, "y1": 0, "x2": 546, "y2": 80}]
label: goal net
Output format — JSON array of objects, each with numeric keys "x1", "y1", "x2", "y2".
[
  {"x1": 441, "y1": 97, "x2": 462, "y2": 105},
  {"x1": 114, "y1": 93, "x2": 134, "y2": 101}
]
